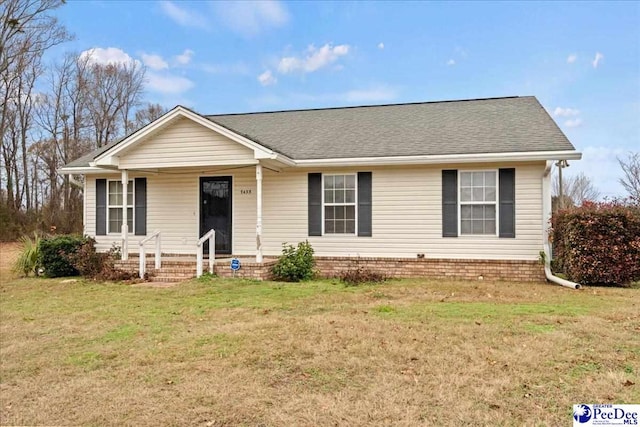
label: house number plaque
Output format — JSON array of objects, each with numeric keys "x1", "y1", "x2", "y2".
[{"x1": 240, "y1": 189, "x2": 252, "y2": 195}]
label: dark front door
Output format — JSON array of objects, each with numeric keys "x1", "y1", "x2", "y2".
[{"x1": 200, "y1": 176, "x2": 232, "y2": 255}]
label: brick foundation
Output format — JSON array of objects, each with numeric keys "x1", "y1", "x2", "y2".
[
  {"x1": 214, "y1": 259, "x2": 278, "y2": 280},
  {"x1": 116, "y1": 255, "x2": 544, "y2": 282},
  {"x1": 314, "y1": 257, "x2": 545, "y2": 282}
]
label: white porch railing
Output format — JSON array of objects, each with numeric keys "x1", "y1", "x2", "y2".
[
  {"x1": 197, "y1": 229, "x2": 215, "y2": 278},
  {"x1": 138, "y1": 231, "x2": 161, "y2": 279}
]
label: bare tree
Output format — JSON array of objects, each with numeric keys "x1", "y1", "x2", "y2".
[
  {"x1": 83, "y1": 56, "x2": 146, "y2": 147},
  {"x1": 618, "y1": 152, "x2": 640, "y2": 201},
  {"x1": 552, "y1": 171, "x2": 600, "y2": 209},
  {"x1": 131, "y1": 103, "x2": 167, "y2": 131},
  {"x1": 0, "y1": 0, "x2": 70, "y2": 212}
]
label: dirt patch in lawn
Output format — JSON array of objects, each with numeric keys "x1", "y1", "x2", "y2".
[
  {"x1": 1, "y1": 276, "x2": 638, "y2": 426},
  {"x1": 0, "y1": 242, "x2": 21, "y2": 282}
]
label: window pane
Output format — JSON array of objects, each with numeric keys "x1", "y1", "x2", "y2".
[
  {"x1": 108, "y1": 181, "x2": 122, "y2": 205},
  {"x1": 335, "y1": 205, "x2": 345, "y2": 219},
  {"x1": 471, "y1": 205, "x2": 484, "y2": 219},
  {"x1": 334, "y1": 175, "x2": 344, "y2": 189},
  {"x1": 472, "y1": 220, "x2": 485, "y2": 234},
  {"x1": 109, "y1": 208, "x2": 122, "y2": 233},
  {"x1": 486, "y1": 220, "x2": 496, "y2": 234},
  {"x1": 473, "y1": 188, "x2": 484, "y2": 201},
  {"x1": 346, "y1": 220, "x2": 355, "y2": 234},
  {"x1": 345, "y1": 175, "x2": 356, "y2": 189},
  {"x1": 127, "y1": 181, "x2": 134, "y2": 205},
  {"x1": 324, "y1": 190, "x2": 334, "y2": 203},
  {"x1": 335, "y1": 189, "x2": 345, "y2": 203},
  {"x1": 461, "y1": 205, "x2": 472, "y2": 220},
  {"x1": 461, "y1": 220, "x2": 472, "y2": 234},
  {"x1": 485, "y1": 172, "x2": 496, "y2": 186},
  {"x1": 460, "y1": 187, "x2": 472, "y2": 202},
  {"x1": 335, "y1": 220, "x2": 345, "y2": 233},
  {"x1": 324, "y1": 175, "x2": 334, "y2": 190},
  {"x1": 345, "y1": 205, "x2": 355, "y2": 220},
  {"x1": 345, "y1": 189, "x2": 356, "y2": 203},
  {"x1": 485, "y1": 205, "x2": 496, "y2": 219},
  {"x1": 460, "y1": 172, "x2": 471, "y2": 186},
  {"x1": 325, "y1": 206, "x2": 334, "y2": 220},
  {"x1": 472, "y1": 172, "x2": 484, "y2": 186},
  {"x1": 485, "y1": 187, "x2": 496, "y2": 202},
  {"x1": 325, "y1": 220, "x2": 334, "y2": 234}
]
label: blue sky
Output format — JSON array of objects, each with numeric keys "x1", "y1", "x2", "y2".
[{"x1": 52, "y1": 1, "x2": 639, "y2": 197}]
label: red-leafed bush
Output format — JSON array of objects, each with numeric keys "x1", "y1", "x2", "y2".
[{"x1": 551, "y1": 200, "x2": 640, "y2": 286}]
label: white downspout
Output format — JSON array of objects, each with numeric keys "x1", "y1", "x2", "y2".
[
  {"x1": 542, "y1": 161, "x2": 581, "y2": 289},
  {"x1": 121, "y1": 169, "x2": 129, "y2": 261},
  {"x1": 256, "y1": 163, "x2": 263, "y2": 263}
]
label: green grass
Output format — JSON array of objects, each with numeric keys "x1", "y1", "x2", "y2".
[{"x1": 1, "y1": 274, "x2": 639, "y2": 426}]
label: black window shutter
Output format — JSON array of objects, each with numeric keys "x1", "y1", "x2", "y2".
[
  {"x1": 499, "y1": 168, "x2": 516, "y2": 238},
  {"x1": 357, "y1": 172, "x2": 372, "y2": 236},
  {"x1": 134, "y1": 178, "x2": 147, "y2": 236},
  {"x1": 308, "y1": 173, "x2": 322, "y2": 236},
  {"x1": 96, "y1": 179, "x2": 107, "y2": 236},
  {"x1": 442, "y1": 170, "x2": 458, "y2": 237}
]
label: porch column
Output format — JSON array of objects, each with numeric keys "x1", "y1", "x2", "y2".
[
  {"x1": 121, "y1": 169, "x2": 129, "y2": 261},
  {"x1": 256, "y1": 163, "x2": 263, "y2": 263}
]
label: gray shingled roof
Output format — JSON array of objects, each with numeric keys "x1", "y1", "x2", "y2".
[{"x1": 63, "y1": 96, "x2": 575, "y2": 168}]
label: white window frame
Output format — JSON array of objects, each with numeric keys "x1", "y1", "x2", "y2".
[
  {"x1": 107, "y1": 179, "x2": 134, "y2": 234},
  {"x1": 322, "y1": 173, "x2": 358, "y2": 235},
  {"x1": 458, "y1": 170, "x2": 499, "y2": 236}
]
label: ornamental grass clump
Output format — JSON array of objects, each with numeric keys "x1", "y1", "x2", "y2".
[{"x1": 12, "y1": 232, "x2": 42, "y2": 277}]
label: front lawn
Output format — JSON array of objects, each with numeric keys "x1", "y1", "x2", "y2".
[{"x1": 1, "y1": 253, "x2": 638, "y2": 425}]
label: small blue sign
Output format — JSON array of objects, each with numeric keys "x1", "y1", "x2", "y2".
[{"x1": 230, "y1": 258, "x2": 241, "y2": 271}]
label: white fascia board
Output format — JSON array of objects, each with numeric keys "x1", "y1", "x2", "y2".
[
  {"x1": 58, "y1": 167, "x2": 120, "y2": 175},
  {"x1": 93, "y1": 106, "x2": 279, "y2": 165},
  {"x1": 292, "y1": 150, "x2": 582, "y2": 168}
]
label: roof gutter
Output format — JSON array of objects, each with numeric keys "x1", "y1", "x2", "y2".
[{"x1": 294, "y1": 150, "x2": 582, "y2": 167}]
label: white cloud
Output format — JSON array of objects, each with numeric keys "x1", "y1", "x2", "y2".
[
  {"x1": 213, "y1": 0, "x2": 289, "y2": 36},
  {"x1": 378, "y1": 42, "x2": 384, "y2": 50},
  {"x1": 277, "y1": 43, "x2": 350, "y2": 74},
  {"x1": 175, "y1": 49, "x2": 194, "y2": 65},
  {"x1": 258, "y1": 70, "x2": 277, "y2": 86},
  {"x1": 146, "y1": 72, "x2": 194, "y2": 94},
  {"x1": 446, "y1": 59, "x2": 456, "y2": 66},
  {"x1": 564, "y1": 118, "x2": 583, "y2": 128},
  {"x1": 344, "y1": 85, "x2": 397, "y2": 103},
  {"x1": 141, "y1": 53, "x2": 168, "y2": 70},
  {"x1": 592, "y1": 52, "x2": 604, "y2": 68},
  {"x1": 79, "y1": 47, "x2": 138, "y2": 66},
  {"x1": 567, "y1": 53, "x2": 577, "y2": 64},
  {"x1": 554, "y1": 107, "x2": 580, "y2": 117},
  {"x1": 159, "y1": 1, "x2": 208, "y2": 29}
]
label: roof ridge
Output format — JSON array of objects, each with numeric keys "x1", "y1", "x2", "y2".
[{"x1": 206, "y1": 96, "x2": 531, "y2": 117}]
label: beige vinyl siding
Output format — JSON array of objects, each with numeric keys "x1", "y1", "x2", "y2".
[
  {"x1": 260, "y1": 162, "x2": 545, "y2": 261},
  {"x1": 84, "y1": 162, "x2": 544, "y2": 260},
  {"x1": 118, "y1": 118, "x2": 255, "y2": 169},
  {"x1": 86, "y1": 168, "x2": 257, "y2": 254}
]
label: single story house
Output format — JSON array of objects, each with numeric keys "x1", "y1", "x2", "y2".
[{"x1": 60, "y1": 96, "x2": 581, "y2": 281}]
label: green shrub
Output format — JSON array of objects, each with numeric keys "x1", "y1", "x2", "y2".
[
  {"x1": 12, "y1": 232, "x2": 42, "y2": 277},
  {"x1": 551, "y1": 200, "x2": 640, "y2": 286},
  {"x1": 39, "y1": 235, "x2": 87, "y2": 278},
  {"x1": 271, "y1": 241, "x2": 316, "y2": 282}
]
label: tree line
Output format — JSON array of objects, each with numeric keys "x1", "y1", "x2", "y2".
[{"x1": 1, "y1": 0, "x2": 165, "y2": 240}]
